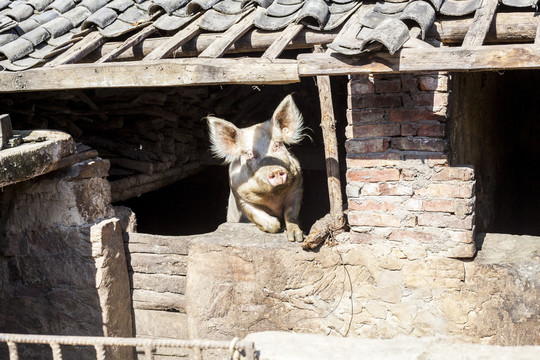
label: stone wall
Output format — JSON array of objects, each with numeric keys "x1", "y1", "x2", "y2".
[
  {"x1": 186, "y1": 224, "x2": 540, "y2": 347},
  {"x1": 345, "y1": 73, "x2": 476, "y2": 258},
  {"x1": 0, "y1": 158, "x2": 133, "y2": 360},
  {"x1": 124, "y1": 233, "x2": 192, "y2": 359}
]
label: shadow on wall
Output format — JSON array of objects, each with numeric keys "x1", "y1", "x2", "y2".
[{"x1": 449, "y1": 70, "x2": 540, "y2": 236}]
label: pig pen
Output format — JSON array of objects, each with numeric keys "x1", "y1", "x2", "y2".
[{"x1": 1, "y1": 71, "x2": 540, "y2": 359}]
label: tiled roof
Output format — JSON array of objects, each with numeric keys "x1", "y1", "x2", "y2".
[{"x1": 0, "y1": 0, "x2": 534, "y2": 71}]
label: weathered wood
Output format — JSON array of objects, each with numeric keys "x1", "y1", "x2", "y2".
[
  {"x1": 535, "y1": 20, "x2": 540, "y2": 45},
  {"x1": 92, "y1": 28, "x2": 340, "y2": 60},
  {"x1": 0, "y1": 114, "x2": 13, "y2": 149},
  {"x1": 199, "y1": 7, "x2": 259, "y2": 58},
  {"x1": 43, "y1": 149, "x2": 99, "y2": 173},
  {"x1": 314, "y1": 46, "x2": 345, "y2": 230},
  {"x1": 298, "y1": 44, "x2": 540, "y2": 75},
  {"x1": 0, "y1": 58, "x2": 300, "y2": 92},
  {"x1": 262, "y1": 23, "x2": 304, "y2": 59},
  {"x1": 143, "y1": 15, "x2": 203, "y2": 61},
  {"x1": 47, "y1": 31, "x2": 104, "y2": 66},
  {"x1": 428, "y1": 12, "x2": 540, "y2": 44},
  {"x1": 461, "y1": 0, "x2": 498, "y2": 47},
  {"x1": 97, "y1": 25, "x2": 158, "y2": 63},
  {"x1": 110, "y1": 160, "x2": 200, "y2": 202}
]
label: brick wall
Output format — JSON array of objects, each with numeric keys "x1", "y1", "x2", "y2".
[{"x1": 345, "y1": 73, "x2": 476, "y2": 258}]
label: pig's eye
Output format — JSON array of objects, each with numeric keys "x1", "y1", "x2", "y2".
[
  {"x1": 272, "y1": 142, "x2": 283, "y2": 152},
  {"x1": 245, "y1": 151, "x2": 257, "y2": 160}
]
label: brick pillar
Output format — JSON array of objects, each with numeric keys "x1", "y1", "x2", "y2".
[{"x1": 345, "y1": 73, "x2": 476, "y2": 258}]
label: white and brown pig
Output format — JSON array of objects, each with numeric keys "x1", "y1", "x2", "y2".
[{"x1": 207, "y1": 95, "x2": 305, "y2": 242}]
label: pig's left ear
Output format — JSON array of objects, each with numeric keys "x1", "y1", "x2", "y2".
[{"x1": 271, "y1": 95, "x2": 304, "y2": 145}]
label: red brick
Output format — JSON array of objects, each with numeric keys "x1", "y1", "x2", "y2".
[
  {"x1": 350, "y1": 94, "x2": 402, "y2": 109},
  {"x1": 349, "y1": 77, "x2": 375, "y2": 94},
  {"x1": 401, "y1": 75, "x2": 418, "y2": 92},
  {"x1": 401, "y1": 123, "x2": 417, "y2": 136},
  {"x1": 361, "y1": 183, "x2": 413, "y2": 196},
  {"x1": 419, "y1": 76, "x2": 449, "y2": 91},
  {"x1": 374, "y1": 78, "x2": 402, "y2": 93},
  {"x1": 390, "y1": 108, "x2": 446, "y2": 123},
  {"x1": 415, "y1": 183, "x2": 474, "y2": 199},
  {"x1": 391, "y1": 137, "x2": 446, "y2": 152},
  {"x1": 345, "y1": 138, "x2": 390, "y2": 154},
  {"x1": 346, "y1": 168, "x2": 400, "y2": 182},
  {"x1": 418, "y1": 123, "x2": 445, "y2": 137},
  {"x1": 431, "y1": 167, "x2": 475, "y2": 181},
  {"x1": 389, "y1": 229, "x2": 438, "y2": 242},
  {"x1": 353, "y1": 123, "x2": 401, "y2": 138},
  {"x1": 346, "y1": 158, "x2": 403, "y2": 168},
  {"x1": 423, "y1": 199, "x2": 455, "y2": 212},
  {"x1": 348, "y1": 199, "x2": 399, "y2": 212},
  {"x1": 349, "y1": 211, "x2": 403, "y2": 227},
  {"x1": 417, "y1": 213, "x2": 474, "y2": 230},
  {"x1": 347, "y1": 109, "x2": 387, "y2": 124},
  {"x1": 411, "y1": 92, "x2": 449, "y2": 108}
]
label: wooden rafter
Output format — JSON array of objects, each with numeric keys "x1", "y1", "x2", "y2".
[
  {"x1": 461, "y1": 0, "x2": 499, "y2": 47},
  {"x1": 262, "y1": 23, "x2": 304, "y2": 59},
  {"x1": 47, "y1": 31, "x2": 104, "y2": 66},
  {"x1": 143, "y1": 15, "x2": 203, "y2": 61},
  {"x1": 199, "y1": 7, "x2": 260, "y2": 58},
  {"x1": 97, "y1": 25, "x2": 158, "y2": 63}
]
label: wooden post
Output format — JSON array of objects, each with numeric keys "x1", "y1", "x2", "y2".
[
  {"x1": 315, "y1": 46, "x2": 345, "y2": 229},
  {"x1": 0, "y1": 114, "x2": 13, "y2": 150}
]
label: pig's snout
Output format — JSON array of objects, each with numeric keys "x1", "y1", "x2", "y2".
[{"x1": 268, "y1": 169, "x2": 287, "y2": 187}]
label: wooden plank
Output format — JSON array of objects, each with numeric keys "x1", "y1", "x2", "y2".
[
  {"x1": 314, "y1": 46, "x2": 345, "y2": 229},
  {"x1": 143, "y1": 15, "x2": 203, "y2": 61},
  {"x1": 461, "y1": 0, "x2": 499, "y2": 47},
  {"x1": 535, "y1": 20, "x2": 540, "y2": 45},
  {"x1": 0, "y1": 57, "x2": 300, "y2": 92},
  {"x1": 297, "y1": 44, "x2": 540, "y2": 76},
  {"x1": 429, "y1": 12, "x2": 540, "y2": 45},
  {"x1": 47, "y1": 31, "x2": 104, "y2": 66},
  {"x1": 199, "y1": 7, "x2": 259, "y2": 58},
  {"x1": 262, "y1": 23, "x2": 304, "y2": 59},
  {"x1": 97, "y1": 25, "x2": 157, "y2": 63}
]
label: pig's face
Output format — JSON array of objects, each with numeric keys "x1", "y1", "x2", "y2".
[{"x1": 207, "y1": 95, "x2": 305, "y2": 242}]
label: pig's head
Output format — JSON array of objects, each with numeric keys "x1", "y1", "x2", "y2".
[{"x1": 207, "y1": 95, "x2": 304, "y2": 193}]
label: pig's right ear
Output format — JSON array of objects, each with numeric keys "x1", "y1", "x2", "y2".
[{"x1": 207, "y1": 116, "x2": 241, "y2": 163}]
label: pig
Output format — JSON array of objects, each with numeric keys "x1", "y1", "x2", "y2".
[{"x1": 207, "y1": 95, "x2": 305, "y2": 242}]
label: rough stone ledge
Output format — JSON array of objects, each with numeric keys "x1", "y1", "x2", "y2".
[{"x1": 245, "y1": 331, "x2": 540, "y2": 360}]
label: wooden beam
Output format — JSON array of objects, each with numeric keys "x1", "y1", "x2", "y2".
[
  {"x1": 97, "y1": 25, "x2": 158, "y2": 63},
  {"x1": 48, "y1": 31, "x2": 104, "y2": 66},
  {"x1": 535, "y1": 19, "x2": 540, "y2": 45},
  {"x1": 461, "y1": 0, "x2": 498, "y2": 47},
  {"x1": 314, "y1": 46, "x2": 345, "y2": 229},
  {"x1": 199, "y1": 8, "x2": 259, "y2": 58},
  {"x1": 0, "y1": 58, "x2": 300, "y2": 92},
  {"x1": 143, "y1": 15, "x2": 203, "y2": 61},
  {"x1": 297, "y1": 44, "x2": 540, "y2": 76},
  {"x1": 262, "y1": 23, "x2": 304, "y2": 59},
  {"x1": 429, "y1": 12, "x2": 540, "y2": 44}
]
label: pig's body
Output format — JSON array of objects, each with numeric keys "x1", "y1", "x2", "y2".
[{"x1": 207, "y1": 95, "x2": 304, "y2": 242}]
